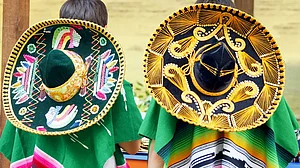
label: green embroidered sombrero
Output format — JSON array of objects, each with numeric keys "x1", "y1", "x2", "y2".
[
  {"x1": 144, "y1": 4, "x2": 285, "y2": 132},
  {"x1": 2, "y1": 19, "x2": 125, "y2": 135}
]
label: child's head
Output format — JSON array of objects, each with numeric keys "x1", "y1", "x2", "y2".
[
  {"x1": 195, "y1": 0, "x2": 235, "y2": 7},
  {"x1": 60, "y1": 0, "x2": 108, "y2": 27}
]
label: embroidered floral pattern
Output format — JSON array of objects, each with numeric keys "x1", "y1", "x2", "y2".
[
  {"x1": 11, "y1": 54, "x2": 37, "y2": 105},
  {"x1": 27, "y1": 44, "x2": 37, "y2": 54},
  {"x1": 94, "y1": 49, "x2": 119, "y2": 101}
]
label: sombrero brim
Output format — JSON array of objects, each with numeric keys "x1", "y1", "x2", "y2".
[
  {"x1": 144, "y1": 3, "x2": 285, "y2": 132},
  {"x1": 2, "y1": 19, "x2": 125, "y2": 135}
]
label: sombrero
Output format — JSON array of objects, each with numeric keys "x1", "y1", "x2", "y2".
[
  {"x1": 144, "y1": 3, "x2": 285, "y2": 132},
  {"x1": 2, "y1": 19, "x2": 125, "y2": 135}
]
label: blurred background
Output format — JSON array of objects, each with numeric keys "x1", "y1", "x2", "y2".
[{"x1": 0, "y1": 0, "x2": 300, "y2": 116}]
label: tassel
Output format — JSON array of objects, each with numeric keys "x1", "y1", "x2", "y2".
[
  {"x1": 97, "y1": 119, "x2": 111, "y2": 136},
  {"x1": 121, "y1": 86, "x2": 127, "y2": 111},
  {"x1": 69, "y1": 134, "x2": 89, "y2": 149},
  {"x1": 39, "y1": 84, "x2": 46, "y2": 101}
]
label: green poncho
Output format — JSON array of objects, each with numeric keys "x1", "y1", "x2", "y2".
[{"x1": 0, "y1": 80, "x2": 142, "y2": 168}]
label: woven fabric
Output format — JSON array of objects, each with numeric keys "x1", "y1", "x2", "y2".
[{"x1": 139, "y1": 97, "x2": 299, "y2": 167}]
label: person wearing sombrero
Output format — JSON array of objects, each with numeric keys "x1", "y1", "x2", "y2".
[
  {"x1": 0, "y1": 0, "x2": 142, "y2": 167},
  {"x1": 139, "y1": 0, "x2": 299, "y2": 167}
]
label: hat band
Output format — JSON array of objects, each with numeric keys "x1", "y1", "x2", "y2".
[{"x1": 42, "y1": 50, "x2": 87, "y2": 102}]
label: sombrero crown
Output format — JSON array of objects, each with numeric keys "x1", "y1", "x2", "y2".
[
  {"x1": 39, "y1": 49, "x2": 89, "y2": 103},
  {"x1": 2, "y1": 19, "x2": 125, "y2": 135},
  {"x1": 144, "y1": 4, "x2": 285, "y2": 132}
]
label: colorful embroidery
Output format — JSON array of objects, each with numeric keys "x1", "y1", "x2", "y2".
[
  {"x1": 70, "y1": 120, "x2": 82, "y2": 128},
  {"x1": 81, "y1": 29, "x2": 102, "y2": 123},
  {"x1": 94, "y1": 49, "x2": 119, "y2": 101},
  {"x1": 52, "y1": 26, "x2": 81, "y2": 49},
  {"x1": 27, "y1": 44, "x2": 37, "y2": 54},
  {"x1": 25, "y1": 32, "x2": 47, "y2": 126},
  {"x1": 18, "y1": 107, "x2": 27, "y2": 116},
  {"x1": 45, "y1": 105, "x2": 78, "y2": 129},
  {"x1": 100, "y1": 37, "x2": 107, "y2": 46},
  {"x1": 90, "y1": 105, "x2": 100, "y2": 114},
  {"x1": 3, "y1": 19, "x2": 125, "y2": 135},
  {"x1": 79, "y1": 56, "x2": 93, "y2": 97},
  {"x1": 36, "y1": 126, "x2": 47, "y2": 132},
  {"x1": 11, "y1": 54, "x2": 37, "y2": 105}
]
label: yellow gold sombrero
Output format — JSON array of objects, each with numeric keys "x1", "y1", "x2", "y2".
[{"x1": 144, "y1": 3, "x2": 285, "y2": 132}]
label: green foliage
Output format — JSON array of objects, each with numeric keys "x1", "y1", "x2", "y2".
[{"x1": 133, "y1": 81, "x2": 151, "y2": 113}]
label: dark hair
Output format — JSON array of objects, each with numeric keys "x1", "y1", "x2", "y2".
[
  {"x1": 60, "y1": 0, "x2": 108, "y2": 27},
  {"x1": 195, "y1": 0, "x2": 236, "y2": 8}
]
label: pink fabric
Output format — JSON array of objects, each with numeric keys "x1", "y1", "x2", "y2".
[
  {"x1": 32, "y1": 146, "x2": 64, "y2": 168},
  {"x1": 10, "y1": 156, "x2": 33, "y2": 168}
]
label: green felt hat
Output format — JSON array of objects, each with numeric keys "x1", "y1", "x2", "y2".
[
  {"x1": 144, "y1": 3, "x2": 285, "y2": 132},
  {"x1": 2, "y1": 19, "x2": 125, "y2": 135}
]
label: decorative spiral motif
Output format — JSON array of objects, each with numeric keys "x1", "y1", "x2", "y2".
[{"x1": 144, "y1": 4, "x2": 284, "y2": 131}]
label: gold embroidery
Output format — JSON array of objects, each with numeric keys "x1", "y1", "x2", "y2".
[
  {"x1": 169, "y1": 36, "x2": 199, "y2": 59},
  {"x1": 193, "y1": 25, "x2": 223, "y2": 41},
  {"x1": 231, "y1": 105, "x2": 263, "y2": 128},
  {"x1": 210, "y1": 114, "x2": 232, "y2": 130},
  {"x1": 262, "y1": 54, "x2": 281, "y2": 85},
  {"x1": 223, "y1": 25, "x2": 246, "y2": 51},
  {"x1": 200, "y1": 61, "x2": 235, "y2": 77},
  {"x1": 237, "y1": 51, "x2": 263, "y2": 77},
  {"x1": 181, "y1": 90, "x2": 205, "y2": 113},
  {"x1": 143, "y1": 4, "x2": 285, "y2": 132},
  {"x1": 248, "y1": 26, "x2": 273, "y2": 57},
  {"x1": 227, "y1": 14, "x2": 254, "y2": 37},
  {"x1": 152, "y1": 87, "x2": 179, "y2": 111},
  {"x1": 198, "y1": 9, "x2": 222, "y2": 25},
  {"x1": 150, "y1": 25, "x2": 174, "y2": 55},
  {"x1": 174, "y1": 103, "x2": 200, "y2": 124},
  {"x1": 227, "y1": 81, "x2": 259, "y2": 103},
  {"x1": 90, "y1": 105, "x2": 99, "y2": 114},
  {"x1": 146, "y1": 50, "x2": 164, "y2": 87},
  {"x1": 169, "y1": 10, "x2": 199, "y2": 35},
  {"x1": 255, "y1": 85, "x2": 278, "y2": 113},
  {"x1": 164, "y1": 64, "x2": 190, "y2": 91}
]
